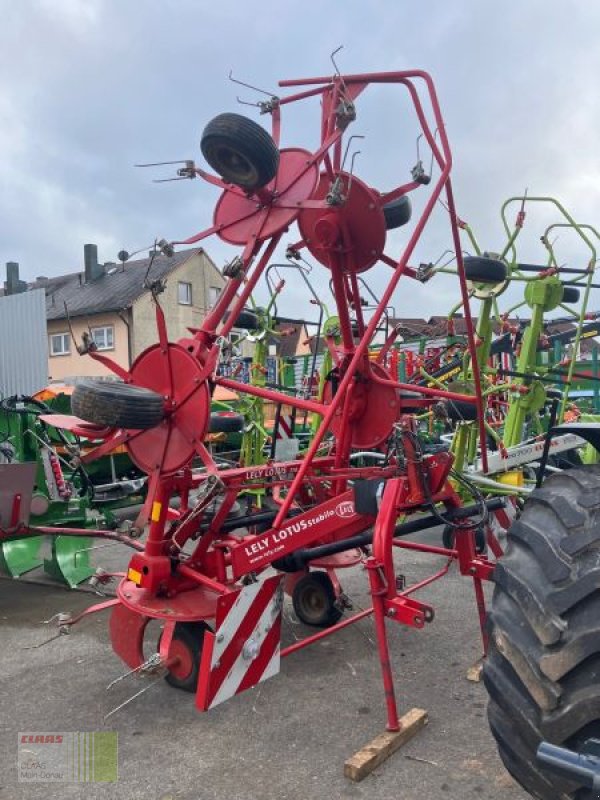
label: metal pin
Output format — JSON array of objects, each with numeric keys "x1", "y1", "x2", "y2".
[
  {"x1": 103, "y1": 675, "x2": 164, "y2": 722},
  {"x1": 105, "y1": 653, "x2": 162, "y2": 691}
]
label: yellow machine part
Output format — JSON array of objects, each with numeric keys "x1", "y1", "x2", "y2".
[{"x1": 496, "y1": 470, "x2": 524, "y2": 487}]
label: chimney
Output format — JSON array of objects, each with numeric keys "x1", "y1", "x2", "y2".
[
  {"x1": 4, "y1": 262, "x2": 27, "y2": 295},
  {"x1": 84, "y1": 244, "x2": 105, "y2": 282}
]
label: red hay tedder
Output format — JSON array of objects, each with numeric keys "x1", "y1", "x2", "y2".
[{"x1": 24, "y1": 66, "x2": 509, "y2": 770}]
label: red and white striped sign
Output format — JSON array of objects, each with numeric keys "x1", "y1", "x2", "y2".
[
  {"x1": 274, "y1": 414, "x2": 299, "y2": 461},
  {"x1": 196, "y1": 575, "x2": 283, "y2": 711},
  {"x1": 276, "y1": 414, "x2": 294, "y2": 440}
]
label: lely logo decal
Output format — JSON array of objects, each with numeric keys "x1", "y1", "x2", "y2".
[{"x1": 335, "y1": 501, "x2": 354, "y2": 518}]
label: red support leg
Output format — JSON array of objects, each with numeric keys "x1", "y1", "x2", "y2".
[
  {"x1": 366, "y1": 558, "x2": 401, "y2": 733},
  {"x1": 472, "y1": 575, "x2": 489, "y2": 656}
]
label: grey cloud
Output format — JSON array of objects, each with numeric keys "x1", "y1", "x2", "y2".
[{"x1": 2, "y1": 0, "x2": 600, "y2": 323}]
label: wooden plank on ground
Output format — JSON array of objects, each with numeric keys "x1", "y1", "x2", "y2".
[
  {"x1": 344, "y1": 707, "x2": 428, "y2": 782},
  {"x1": 466, "y1": 658, "x2": 484, "y2": 682}
]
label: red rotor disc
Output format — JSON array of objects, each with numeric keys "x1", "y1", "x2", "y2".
[
  {"x1": 298, "y1": 172, "x2": 386, "y2": 273},
  {"x1": 127, "y1": 343, "x2": 210, "y2": 474},
  {"x1": 215, "y1": 148, "x2": 318, "y2": 245},
  {"x1": 322, "y1": 361, "x2": 398, "y2": 449}
]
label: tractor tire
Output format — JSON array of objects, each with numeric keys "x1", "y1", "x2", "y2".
[
  {"x1": 162, "y1": 621, "x2": 210, "y2": 693},
  {"x1": 208, "y1": 413, "x2": 244, "y2": 433},
  {"x1": 561, "y1": 286, "x2": 581, "y2": 304},
  {"x1": 224, "y1": 308, "x2": 259, "y2": 330},
  {"x1": 483, "y1": 465, "x2": 600, "y2": 800},
  {"x1": 200, "y1": 113, "x2": 279, "y2": 190},
  {"x1": 464, "y1": 256, "x2": 507, "y2": 284},
  {"x1": 292, "y1": 571, "x2": 342, "y2": 628},
  {"x1": 383, "y1": 195, "x2": 412, "y2": 230},
  {"x1": 72, "y1": 380, "x2": 164, "y2": 430}
]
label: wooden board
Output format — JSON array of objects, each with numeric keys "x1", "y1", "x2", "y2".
[
  {"x1": 344, "y1": 707, "x2": 428, "y2": 782},
  {"x1": 466, "y1": 658, "x2": 484, "y2": 683}
]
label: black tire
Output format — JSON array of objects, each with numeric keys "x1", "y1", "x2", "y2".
[
  {"x1": 483, "y1": 466, "x2": 600, "y2": 799},
  {"x1": 383, "y1": 195, "x2": 412, "y2": 230},
  {"x1": 292, "y1": 571, "x2": 342, "y2": 628},
  {"x1": 562, "y1": 286, "x2": 580, "y2": 304},
  {"x1": 442, "y1": 524, "x2": 486, "y2": 553},
  {"x1": 548, "y1": 449, "x2": 583, "y2": 470},
  {"x1": 224, "y1": 308, "x2": 259, "y2": 330},
  {"x1": 72, "y1": 380, "x2": 164, "y2": 429},
  {"x1": 200, "y1": 113, "x2": 279, "y2": 190},
  {"x1": 208, "y1": 413, "x2": 244, "y2": 433},
  {"x1": 446, "y1": 398, "x2": 478, "y2": 421},
  {"x1": 399, "y1": 390, "x2": 427, "y2": 414},
  {"x1": 464, "y1": 256, "x2": 507, "y2": 284},
  {"x1": 161, "y1": 621, "x2": 209, "y2": 693}
]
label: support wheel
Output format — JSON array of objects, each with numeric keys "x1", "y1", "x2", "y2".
[
  {"x1": 208, "y1": 413, "x2": 244, "y2": 433},
  {"x1": 383, "y1": 195, "x2": 412, "y2": 230},
  {"x1": 292, "y1": 571, "x2": 342, "y2": 628},
  {"x1": 446, "y1": 398, "x2": 478, "y2": 421},
  {"x1": 201, "y1": 113, "x2": 279, "y2": 190},
  {"x1": 561, "y1": 286, "x2": 580, "y2": 304},
  {"x1": 224, "y1": 308, "x2": 259, "y2": 330},
  {"x1": 161, "y1": 621, "x2": 209, "y2": 693},
  {"x1": 483, "y1": 466, "x2": 600, "y2": 799},
  {"x1": 464, "y1": 256, "x2": 507, "y2": 283},
  {"x1": 72, "y1": 380, "x2": 165, "y2": 429}
]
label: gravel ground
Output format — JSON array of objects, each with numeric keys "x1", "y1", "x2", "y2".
[{"x1": 0, "y1": 527, "x2": 530, "y2": 800}]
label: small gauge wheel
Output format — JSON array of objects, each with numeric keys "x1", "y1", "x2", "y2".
[
  {"x1": 292, "y1": 571, "x2": 342, "y2": 628},
  {"x1": 159, "y1": 621, "x2": 210, "y2": 693}
]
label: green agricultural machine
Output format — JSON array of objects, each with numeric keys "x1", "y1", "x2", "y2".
[
  {"x1": 0, "y1": 391, "x2": 146, "y2": 587},
  {"x1": 422, "y1": 198, "x2": 599, "y2": 496}
]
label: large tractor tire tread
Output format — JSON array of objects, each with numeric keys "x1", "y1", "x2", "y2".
[
  {"x1": 483, "y1": 465, "x2": 600, "y2": 800},
  {"x1": 72, "y1": 380, "x2": 165, "y2": 430},
  {"x1": 201, "y1": 113, "x2": 279, "y2": 190}
]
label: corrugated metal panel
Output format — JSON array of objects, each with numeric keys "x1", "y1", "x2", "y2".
[
  {"x1": 294, "y1": 354, "x2": 324, "y2": 391},
  {"x1": 0, "y1": 289, "x2": 48, "y2": 396}
]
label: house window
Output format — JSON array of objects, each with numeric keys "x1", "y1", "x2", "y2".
[
  {"x1": 209, "y1": 286, "x2": 221, "y2": 307},
  {"x1": 91, "y1": 325, "x2": 114, "y2": 351},
  {"x1": 49, "y1": 332, "x2": 70, "y2": 357},
  {"x1": 178, "y1": 281, "x2": 192, "y2": 305}
]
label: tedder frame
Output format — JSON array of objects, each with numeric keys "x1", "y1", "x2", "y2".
[{"x1": 4, "y1": 66, "x2": 509, "y2": 770}]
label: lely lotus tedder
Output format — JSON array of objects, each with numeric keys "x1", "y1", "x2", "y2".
[{"x1": 5, "y1": 64, "x2": 545, "y2": 777}]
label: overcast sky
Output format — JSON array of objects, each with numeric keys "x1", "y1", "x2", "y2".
[{"x1": 2, "y1": 0, "x2": 600, "y2": 323}]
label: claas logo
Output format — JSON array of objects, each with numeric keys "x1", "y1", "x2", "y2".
[{"x1": 20, "y1": 734, "x2": 63, "y2": 744}]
